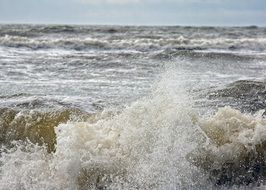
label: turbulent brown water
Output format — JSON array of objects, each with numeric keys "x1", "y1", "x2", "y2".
[{"x1": 0, "y1": 24, "x2": 266, "y2": 189}]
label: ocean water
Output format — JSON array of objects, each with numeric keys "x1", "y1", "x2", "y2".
[{"x1": 0, "y1": 24, "x2": 266, "y2": 189}]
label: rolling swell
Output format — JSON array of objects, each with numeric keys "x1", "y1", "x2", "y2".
[{"x1": 208, "y1": 80, "x2": 266, "y2": 113}]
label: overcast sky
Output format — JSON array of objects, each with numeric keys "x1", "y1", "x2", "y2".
[{"x1": 0, "y1": 0, "x2": 265, "y2": 26}]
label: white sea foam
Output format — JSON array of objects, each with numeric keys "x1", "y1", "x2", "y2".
[{"x1": 0, "y1": 70, "x2": 212, "y2": 189}]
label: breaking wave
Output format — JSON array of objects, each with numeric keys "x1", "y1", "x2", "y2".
[
  {"x1": 1, "y1": 71, "x2": 266, "y2": 189},
  {"x1": 0, "y1": 72, "x2": 208, "y2": 189},
  {"x1": 189, "y1": 107, "x2": 266, "y2": 186}
]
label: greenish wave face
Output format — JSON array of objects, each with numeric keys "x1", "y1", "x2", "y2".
[{"x1": 0, "y1": 107, "x2": 93, "y2": 152}]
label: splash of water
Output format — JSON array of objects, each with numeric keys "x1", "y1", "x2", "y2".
[
  {"x1": 0, "y1": 71, "x2": 211, "y2": 189},
  {"x1": 188, "y1": 107, "x2": 266, "y2": 186}
]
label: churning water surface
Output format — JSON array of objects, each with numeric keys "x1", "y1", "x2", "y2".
[{"x1": 0, "y1": 24, "x2": 266, "y2": 189}]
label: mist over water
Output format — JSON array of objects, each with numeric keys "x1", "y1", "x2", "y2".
[{"x1": 0, "y1": 24, "x2": 266, "y2": 189}]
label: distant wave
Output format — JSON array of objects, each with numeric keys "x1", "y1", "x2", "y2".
[
  {"x1": 208, "y1": 80, "x2": 266, "y2": 113},
  {"x1": 0, "y1": 33, "x2": 265, "y2": 52},
  {"x1": 0, "y1": 35, "x2": 110, "y2": 50},
  {"x1": 152, "y1": 48, "x2": 261, "y2": 60}
]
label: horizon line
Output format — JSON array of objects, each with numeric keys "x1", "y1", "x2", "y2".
[{"x1": 0, "y1": 21, "x2": 265, "y2": 28}]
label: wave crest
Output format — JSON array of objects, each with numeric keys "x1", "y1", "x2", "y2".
[{"x1": 189, "y1": 106, "x2": 266, "y2": 186}]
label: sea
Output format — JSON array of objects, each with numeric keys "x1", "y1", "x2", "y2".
[{"x1": 0, "y1": 24, "x2": 266, "y2": 189}]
